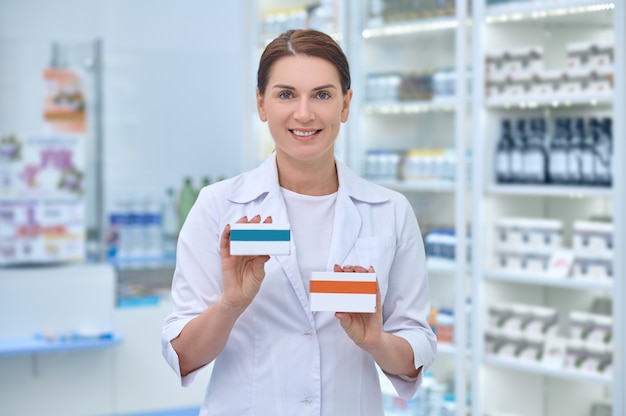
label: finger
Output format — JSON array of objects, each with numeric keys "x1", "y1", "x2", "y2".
[
  {"x1": 353, "y1": 266, "x2": 368, "y2": 273},
  {"x1": 334, "y1": 264, "x2": 343, "y2": 272},
  {"x1": 343, "y1": 265, "x2": 355, "y2": 272},
  {"x1": 236, "y1": 216, "x2": 248, "y2": 224},
  {"x1": 368, "y1": 265, "x2": 375, "y2": 273},
  {"x1": 251, "y1": 255, "x2": 271, "y2": 276},
  {"x1": 263, "y1": 216, "x2": 273, "y2": 224},
  {"x1": 220, "y1": 224, "x2": 231, "y2": 257},
  {"x1": 249, "y1": 214, "x2": 262, "y2": 223}
]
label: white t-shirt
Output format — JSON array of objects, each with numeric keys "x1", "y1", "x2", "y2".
[{"x1": 280, "y1": 187, "x2": 337, "y2": 294}]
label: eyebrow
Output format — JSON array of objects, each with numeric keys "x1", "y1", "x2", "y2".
[{"x1": 272, "y1": 84, "x2": 338, "y2": 91}]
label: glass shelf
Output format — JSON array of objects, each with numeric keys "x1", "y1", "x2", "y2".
[
  {"x1": 362, "y1": 98, "x2": 457, "y2": 115},
  {"x1": 373, "y1": 179, "x2": 456, "y2": 193},
  {"x1": 484, "y1": 354, "x2": 612, "y2": 385},
  {"x1": 485, "y1": 92, "x2": 614, "y2": 109},
  {"x1": 363, "y1": 16, "x2": 458, "y2": 38},
  {"x1": 485, "y1": 184, "x2": 612, "y2": 197},
  {"x1": 485, "y1": 269, "x2": 613, "y2": 291}
]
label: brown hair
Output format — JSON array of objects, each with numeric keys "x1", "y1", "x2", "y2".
[{"x1": 257, "y1": 29, "x2": 351, "y2": 96}]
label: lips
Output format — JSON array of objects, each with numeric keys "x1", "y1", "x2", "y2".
[{"x1": 290, "y1": 129, "x2": 321, "y2": 139}]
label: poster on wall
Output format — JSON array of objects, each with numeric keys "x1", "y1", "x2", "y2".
[
  {"x1": 42, "y1": 68, "x2": 87, "y2": 134},
  {"x1": 0, "y1": 67, "x2": 87, "y2": 266}
]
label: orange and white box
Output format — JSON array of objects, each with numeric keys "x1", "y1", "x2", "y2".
[{"x1": 310, "y1": 272, "x2": 377, "y2": 313}]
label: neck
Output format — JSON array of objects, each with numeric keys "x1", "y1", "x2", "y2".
[{"x1": 276, "y1": 153, "x2": 338, "y2": 196}]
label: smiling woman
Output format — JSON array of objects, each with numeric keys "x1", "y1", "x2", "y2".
[{"x1": 162, "y1": 29, "x2": 436, "y2": 416}]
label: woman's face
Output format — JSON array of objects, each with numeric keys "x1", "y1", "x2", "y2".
[{"x1": 256, "y1": 55, "x2": 352, "y2": 164}]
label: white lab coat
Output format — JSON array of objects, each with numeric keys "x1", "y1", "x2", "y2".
[{"x1": 162, "y1": 152, "x2": 436, "y2": 416}]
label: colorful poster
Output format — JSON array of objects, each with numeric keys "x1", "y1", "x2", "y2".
[
  {"x1": 42, "y1": 68, "x2": 87, "y2": 134},
  {"x1": 0, "y1": 134, "x2": 85, "y2": 265}
]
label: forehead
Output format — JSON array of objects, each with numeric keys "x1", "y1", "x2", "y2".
[{"x1": 268, "y1": 55, "x2": 340, "y2": 88}]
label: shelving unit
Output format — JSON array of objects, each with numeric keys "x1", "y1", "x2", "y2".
[
  {"x1": 471, "y1": 1, "x2": 624, "y2": 415},
  {"x1": 348, "y1": 1, "x2": 470, "y2": 414}
]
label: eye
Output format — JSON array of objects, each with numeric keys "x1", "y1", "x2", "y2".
[
  {"x1": 316, "y1": 91, "x2": 331, "y2": 100},
  {"x1": 278, "y1": 91, "x2": 293, "y2": 100}
]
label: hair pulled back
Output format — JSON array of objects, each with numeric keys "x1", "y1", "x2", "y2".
[{"x1": 257, "y1": 29, "x2": 351, "y2": 96}]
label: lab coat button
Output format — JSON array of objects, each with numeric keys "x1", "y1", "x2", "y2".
[
  {"x1": 303, "y1": 330, "x2": 314, "y2": 337},
  {"x1": 301, "y1": 397, "x2": 314, "y2": 405}
]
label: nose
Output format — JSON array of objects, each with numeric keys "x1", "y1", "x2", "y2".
[{"x1": 294, "y1": 97, "x2": 314, "y2": 123}]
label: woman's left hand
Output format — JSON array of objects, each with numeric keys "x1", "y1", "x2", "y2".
[{"x1": 334, "y1": 264, "x2": 383, "y2": 352}]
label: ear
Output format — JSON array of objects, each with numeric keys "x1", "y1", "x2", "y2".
[
  {"x1": 341, "y1": 89, "x2": 353, "y2": 123},
  {"x1": 256, "y1": 89, "x2": 268, "y2": 122}
]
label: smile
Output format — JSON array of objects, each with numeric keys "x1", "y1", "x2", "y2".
[{"x1": 290, "y1": 129, "x2": 321, "y2": 137}]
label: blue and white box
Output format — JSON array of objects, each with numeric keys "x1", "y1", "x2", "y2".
[{"x1": 229, "y1": 223, "x2": 291, "y2": 256}]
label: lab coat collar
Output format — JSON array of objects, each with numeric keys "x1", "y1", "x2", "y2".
[{"x1": 227, "y1": 152, "x2": 389, "y2": 205}]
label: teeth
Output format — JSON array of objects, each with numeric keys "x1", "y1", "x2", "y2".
[{"x1": 292, "y1": 130, "x2": 317, "y2": 137}]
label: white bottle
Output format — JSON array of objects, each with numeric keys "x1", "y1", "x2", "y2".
[
  {"x1": 127, "y1": 197, "x2": 144, "y2": 260},
  {"x1": 142, "y1": 196, "x2": 163, "y2": 259},
  {"x1": 161, "y1": 187, "x2": 178, "y2": 258},
  {"x1": 113, "y1": 197, "x2": 133, "y2": 262}
]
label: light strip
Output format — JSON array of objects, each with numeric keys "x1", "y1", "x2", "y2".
[
  {"x1": 486, "y1": 2, "x2": 614, "y2": 23},
  {"x1": 362, "y1": 19, "x2": 458, "y2": 38}
]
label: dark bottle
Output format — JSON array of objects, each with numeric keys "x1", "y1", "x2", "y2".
[
  {"x1": 594, "y1": 117, "x2": 612, "y2": 187},
  {"x1": 495, "y1": 119, "x2": 514, "y2": 184},
  {"x1": 568, "y1": 117, "x2": 585, "y2": 185},
  {"x1": 548, "y1": 118, "x2": 570, "y2": 185},
  {"x1": 523, "y1": 118, "x2": 548, "y2": 184},
  {"x1": 580, "y1": 118, "x2": 598, "y2": 186},
  {"x1": 510, "y1": 119, "x2": 527, "y2": 183}
]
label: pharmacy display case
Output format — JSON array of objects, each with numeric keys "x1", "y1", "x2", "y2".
[
  {"x1": 470, "y1": 0, "x2": 625, "y2": 415},
  {"x1": 347, "y1": 1, "x2": 471, "y2": 415}
]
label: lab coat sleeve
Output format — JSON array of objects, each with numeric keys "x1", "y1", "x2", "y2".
[
  {"x1": 161, "y1": 186, "x2": 226, "y2": 387},
  {"x1": 381, "y1": 194, "x2": 437, "y2": 400}
]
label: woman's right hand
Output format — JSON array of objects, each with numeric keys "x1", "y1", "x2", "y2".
[{"x1": 218, "y1": 215, "x2": 272, "y2": 313}]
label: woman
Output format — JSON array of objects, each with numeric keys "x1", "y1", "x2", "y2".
[{"x1": 162, "y1": 29, "x2": 436, "y2": 416}]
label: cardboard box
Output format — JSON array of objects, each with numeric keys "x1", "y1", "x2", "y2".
[
  {"x1": 310, "y1": 272, "x2": 377, "y2": 313},
  {"x1": 229, "y1": 223, "x2": 290, "y2": 256}
]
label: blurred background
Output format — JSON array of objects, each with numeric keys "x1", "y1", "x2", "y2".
[{"x1": 0, "y1": 1, "x2": 623, "y2": 415}]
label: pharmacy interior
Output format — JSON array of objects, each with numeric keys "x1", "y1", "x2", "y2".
[{"x1": 0, "y1": 0, "x2": 625, "y2": 415}]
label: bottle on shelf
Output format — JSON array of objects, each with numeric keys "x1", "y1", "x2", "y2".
[
  {"x1": 141, "y1": 196, "x2": 163, "y2": 259},
  {"x1": 523, "y1": 118, "x2": 548, "y2": 184},
  {"x1": 580, "y1": 118, "x2": 598, "y2": 186},
  {"x1": 177, "y1": 177, "x2": 197, "y2": 232},
  {"x1": 510, "y1": 118, "x2": 527, "y2": 183},
  {"x1": 548, "y1": 118, "x2": 570, "y2": 185},
  {"x1": 200, "y1": 176, "x2": 212, "y2": 189},
  {"x1": 594, "y1": 117, "x2": 612, "y2": 187},
  {"x1": 568, "y1": 117, "x2": 585, "y2": 185},
  {"x1": 495, "y1": 119, "x2": 513, "y2": 184},
  {"x1": 161, "y1": 187, "x2": 178, "y2": 258}
]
